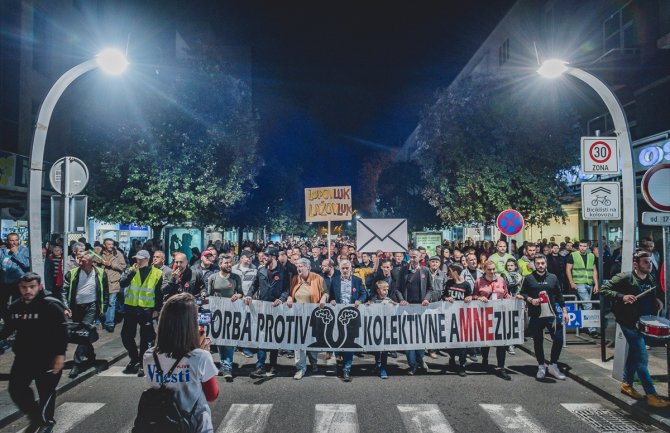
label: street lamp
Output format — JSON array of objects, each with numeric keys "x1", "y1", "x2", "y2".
[
  {"x1": 28, "y1": 48, "x2": 128, "y2": 276},
  {"x1": 538, "y1": 58, "x2": 636, "y2": 382},
  {"x1": 537, "y1": 59, "x2": 636, "y2": 274}
]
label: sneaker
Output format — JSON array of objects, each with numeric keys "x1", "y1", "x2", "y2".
[
  {"x1": 250, "y1": 366, "x2": 266, "y2": 378},
  {"x1": 620, "y1": 383, "x2": 644, "y2": 400},
  {"x1": 267, "y1": 365, "x2": 278, "y2": 377},
  {"x1": 223, "y1": 370, "x2": 233, "y2": 380},
  {"x1": 122, "y1": 362, "x2": 140, "y2": 375},
  {"x1": 68, "y1": 366, "x2": 81, "y2": 379},
  {"x1": 507, "y1": 345, "x2": 515, "y2": 355},
  {"x1": 427, "y1": 351, "x2": 438, "y2": 359},
  {"x1": 242, "y1": 351, "x2": 254, "y2": 358},
  {"x1": 380, "y1": 368, "x2": 388, "y2": 379},
  {"x1": 137, "y1": 367, "x2": 145, "y2": 378},
  {"x1": 458, "y1": 368, "x2": 467, "y2": 377},
  {"x1": 342, "y1": 371, "x2": 352, "y2": 382},
  {"x1": 293, "y1": 369, "x2": 305, "y2": 380},
  {"x1": 286, "y1": 351, "x2": 295, "y2": 359},
  {"x1": 311, "y1": 364, "x2": 320, "y2": 375},
  {"x1": 407, "y1": 368, "x2": 416, "y2": 376},
  {"x1": 497, "y1": 368, "x2": 511, "y2": 381},
  {"x1": 388, "y1": 351, "x2": 397, "y2": 358},
  {"x1": 647, "y1": 394, "x2": 670, "y2": 408},
  {"x1": 547, "y1": 363, "x2": 565, "y2": 380},
  {"x1": 536, "y1": 364, "x2": 547, "y2": 380},
  {"x1": 468, "y1": 354, "x2": 479, "y2": 362}
]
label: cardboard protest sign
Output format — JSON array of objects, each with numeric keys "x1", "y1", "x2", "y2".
[{"x1": 304, "y1": 186, "x2": 353, "y2": 222}]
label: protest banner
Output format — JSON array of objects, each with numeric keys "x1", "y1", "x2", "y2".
[
  {"x1": 206, "y1": 298, "x2": 524, "y2": 352},
  {"x1": 304, "y1": 186, "x2": 353, "y2": 223}
]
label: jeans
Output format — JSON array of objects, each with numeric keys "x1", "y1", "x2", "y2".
[
  {"x1": 104, "y1": 293, "x2": 117, "y2": 327},
  {"x1": 336, "y1": 352, "x2": 354, "y2": 373},
  {"x1": 295, "y1": 350, "x2": 318, "y2": 373},
  {"x1": 405, "y1": 350, "x2": 425, "y2": 372},
  {"x1": 528, "y1": 317, "x2": 563, "y2": 365},
  {"x1": 72, "y1": 302, "x2": 97, "y2": 366},
  {"x1": 217, "y1": 346, "x2": 235, "y2": 372},
  {"x1": 121, "y1": 306, "x2": 156, "y2": 365},
  {"x1": 256, "y1": 349, "x2": 278, "y2": 369},
  {"x1": 575, "y1": 283, "x2": 596, "y2": 332},
  {"x1": 374, "y1": 352, "x2": 388, "y2": 369},
  {"x1": 620, "y1": 325, "x2": 656, "y2": 395}
]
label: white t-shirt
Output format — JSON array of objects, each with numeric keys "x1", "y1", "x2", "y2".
[{"x1": 143, "y1": 348, "x2": 218, "y2": 433}]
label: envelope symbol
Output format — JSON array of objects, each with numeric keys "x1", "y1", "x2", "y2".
[{"x1": 356, "y1": 219, "x2": 408, "y2": 253}]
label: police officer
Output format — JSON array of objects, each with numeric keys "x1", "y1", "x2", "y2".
[
  {"x1": 119, "y1": 250, "x2": 163, "y2": 377},
  {"x1": 0, "y1": 273, "x2": 67, "y2": 433},
  {"x1": 62, "y1": 252, "x2": 109, "y2": 378}
]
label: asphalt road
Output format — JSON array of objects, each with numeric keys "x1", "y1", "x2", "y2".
[{"x1": 1, "y1": 349, "x2": 662, "y2": 433}]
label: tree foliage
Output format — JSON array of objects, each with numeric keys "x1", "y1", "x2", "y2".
[
  {"x1": 73, "y1": 44, "x2": 260, "y2": 235},
  {"x1": 414, "y1": 75, "x2": 581, "y2": 227}
]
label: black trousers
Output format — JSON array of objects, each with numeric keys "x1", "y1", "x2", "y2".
[
  {"x1": 481, "y1": 346, "x2": 507, "y2": 368},
  {"x1": 8, "y1": 358, "x2": 61, "y2": 425},
  {"x1": 121, "y1": 306, "x2": 155, "y2": 364},
  {"x1": 0, "y1": 282, "x2": 18, "y2": 321},
  {"x1": 71, "y1": 302, "x2": 97, "y2": 366}
]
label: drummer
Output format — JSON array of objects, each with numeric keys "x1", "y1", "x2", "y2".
[{"x1": 601, "y1": 251, "x2": 669, "y2": 408}]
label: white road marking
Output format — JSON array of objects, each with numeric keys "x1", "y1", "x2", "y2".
[
  {"x1": 397, "y1": 404, "x2": 454, "y2": 433},
  {"x1": 480, "y1": 404, "x2": 547, "y2": 433},
  {"x1": 216, "y1": 404, "x2": 273, "y2": 433},
  {"x1": 314, "y1": 404, "x2": 359, "y2": 433},
  {"x1": 19, "y1": 402, "x2": 106, "y2": 433}
]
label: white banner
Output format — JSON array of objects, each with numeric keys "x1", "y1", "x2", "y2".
[{"x1": 205, "y1": 298, "x2": 524, "y2": 351}]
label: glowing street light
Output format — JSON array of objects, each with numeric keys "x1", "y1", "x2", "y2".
[
  {"x1": 537, "y1": 58, "x2": 636, "y2": 275},
  {"x1": 28, "y1": 49, "x2": 128, "y2": 276}
]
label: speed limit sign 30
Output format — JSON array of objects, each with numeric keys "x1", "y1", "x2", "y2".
[{"x1": 581, "y1": 137, "x2": 619, "y2": 175}]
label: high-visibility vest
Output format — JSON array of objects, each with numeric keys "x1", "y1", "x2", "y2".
[
  {"x1": 125, "y1": 267, "x2": 162, "y2": 308},
  {"x1": 489, "y1": 253, "x2": 514, "y2": 274},
  {"x1": 571, "y1": 252, "x2": 595, "y2": 284},
  {"x1": 68, "y1": 267, "x2": 105, "y2": 311}
]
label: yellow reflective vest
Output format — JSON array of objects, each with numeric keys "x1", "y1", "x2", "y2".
[
  {"x1": 125, "y1": 267, "x2": 162, "y2": 308},
  {"x1": 570, "y1": 252, "x2": 595, "y2": 285}
]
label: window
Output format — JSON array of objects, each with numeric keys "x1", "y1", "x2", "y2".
[
  {"x1": 32, "y1": 9, "x2": 50, "y2": 75},
  {"x1": 498, "y1": 38, "x2": 510, "y2": 67},
  {"x1": 603, "y1": 1, "x2": 636, "y2": 52}
]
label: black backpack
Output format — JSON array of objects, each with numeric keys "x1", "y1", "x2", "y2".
[{"x1": 132, "y1": 352, "x2": 198, "y2": 433}]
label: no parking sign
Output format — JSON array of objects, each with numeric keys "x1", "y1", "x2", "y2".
[{"x1": 496, "y1": 209, "x2": 524, "y2": 236}]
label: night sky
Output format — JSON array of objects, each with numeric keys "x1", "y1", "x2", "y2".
[{"x1": 195, "y1": 1, "x2": 516, "y2": 187}]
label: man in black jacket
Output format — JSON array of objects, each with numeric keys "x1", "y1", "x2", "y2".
[
  {"x1": 520, "y1": 254, "x2": 568, "y2": 381},
  {"x1": 62, "y1": 252, "x2": 109, "y2": 378},
  {"x1": 244, "y1": 247, "x2": 289, "y2": 378},
  {"x1": 0, "y1": 273, "x2": 67, "y2": 433}
]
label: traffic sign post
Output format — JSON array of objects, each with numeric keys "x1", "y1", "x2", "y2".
[
  {"x1": 581, "y1": 182, "x2": 621, "y2": 220},
  {"x1": 496, "y1": 209, "x2": 524, "y2": 254},
  {"x1": 581, "y1": 137, "x2": 619, "y2": 175}
]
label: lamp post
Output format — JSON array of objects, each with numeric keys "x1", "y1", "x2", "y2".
[
  {"x1": 537, "y1": 59, "x2": 636, "y2": 273},
  {"x1": 28, "y1": 48, "x2": 128, "y2": 276},
  {"x1": 538, "y1": 59, "x2": 636, "y2": 381}
]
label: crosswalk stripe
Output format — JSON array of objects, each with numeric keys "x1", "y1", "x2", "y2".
[
  {"x1": 397, "y1": 404, "x2": 454, "y2": 433},
  {"x1": 314, "y1": 404, "x2": 359, "y2": 433},
  {"x1": 216, "y1": 404, "x2": 273, "y2": 433},
  {"x1": 480, "y1": 404, "x2": 547, "y2": 433},
  {"x1": 22, "y1": 402, "x2": 104, "y2": 433}
]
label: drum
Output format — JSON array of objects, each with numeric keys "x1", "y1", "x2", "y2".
[{"x1": 637, "y1": 315, "x2": 670, "y2": 339}]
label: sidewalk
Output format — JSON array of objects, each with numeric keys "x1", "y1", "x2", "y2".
[
  {"x1": 518, "y1": 320, "x2": 670, "y2": 431},
  {"x1": 0, "y1": 327, "x2": 127, "y2": 428}
]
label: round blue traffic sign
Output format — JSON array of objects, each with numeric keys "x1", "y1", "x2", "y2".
[{"x1": 496, "y1": 209, "x2": 525, "y2": 236}]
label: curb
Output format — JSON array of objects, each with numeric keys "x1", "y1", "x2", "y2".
[
  {"x1": 516, "y1": 343, "x2": 670, "y2": 431},
  {"x1": 0, "y1": 349, "x2": 127, "y2": 429}
]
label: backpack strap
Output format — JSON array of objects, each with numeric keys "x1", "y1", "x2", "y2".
[{"x1": 152, "y1": 351, "x2": 183, "y2": 379}]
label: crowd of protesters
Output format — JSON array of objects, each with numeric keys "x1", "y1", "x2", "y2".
[{"x1": 0, "y1": 230, "x2": 667, "y2": 432}]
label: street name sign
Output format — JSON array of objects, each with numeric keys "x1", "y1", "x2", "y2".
[
  {"x1": 581, "y1": 137, "x2": 619, "y2": 175},
  {"x1": 496, "y1": 209, "x2": 524, "y2": 236},
  {"x1": 641, "y1": 163, "x2": 670, "y2": 212},
  {"x1": 642, "y1": 212, "x2": 670, "y2": 226},
  {"x1": 581, "y1": 182, "x2": 621, "y2": 220}
]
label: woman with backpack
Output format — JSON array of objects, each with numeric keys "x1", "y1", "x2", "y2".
[{"x1": 134, "y1": 293, "x2": 219, "y2": 433}]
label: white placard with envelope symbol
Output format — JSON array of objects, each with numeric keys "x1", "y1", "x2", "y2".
[{"x1": 356, "y1": 219, "x2": 408, "y2": 253}]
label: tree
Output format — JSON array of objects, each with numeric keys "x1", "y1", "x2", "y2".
[
  {"x1": 72, "y1": 44, "x2": 260, "y2": 238},
  {"x1": 415, "y1": 75, "x2": 581, "y2": 227}
]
